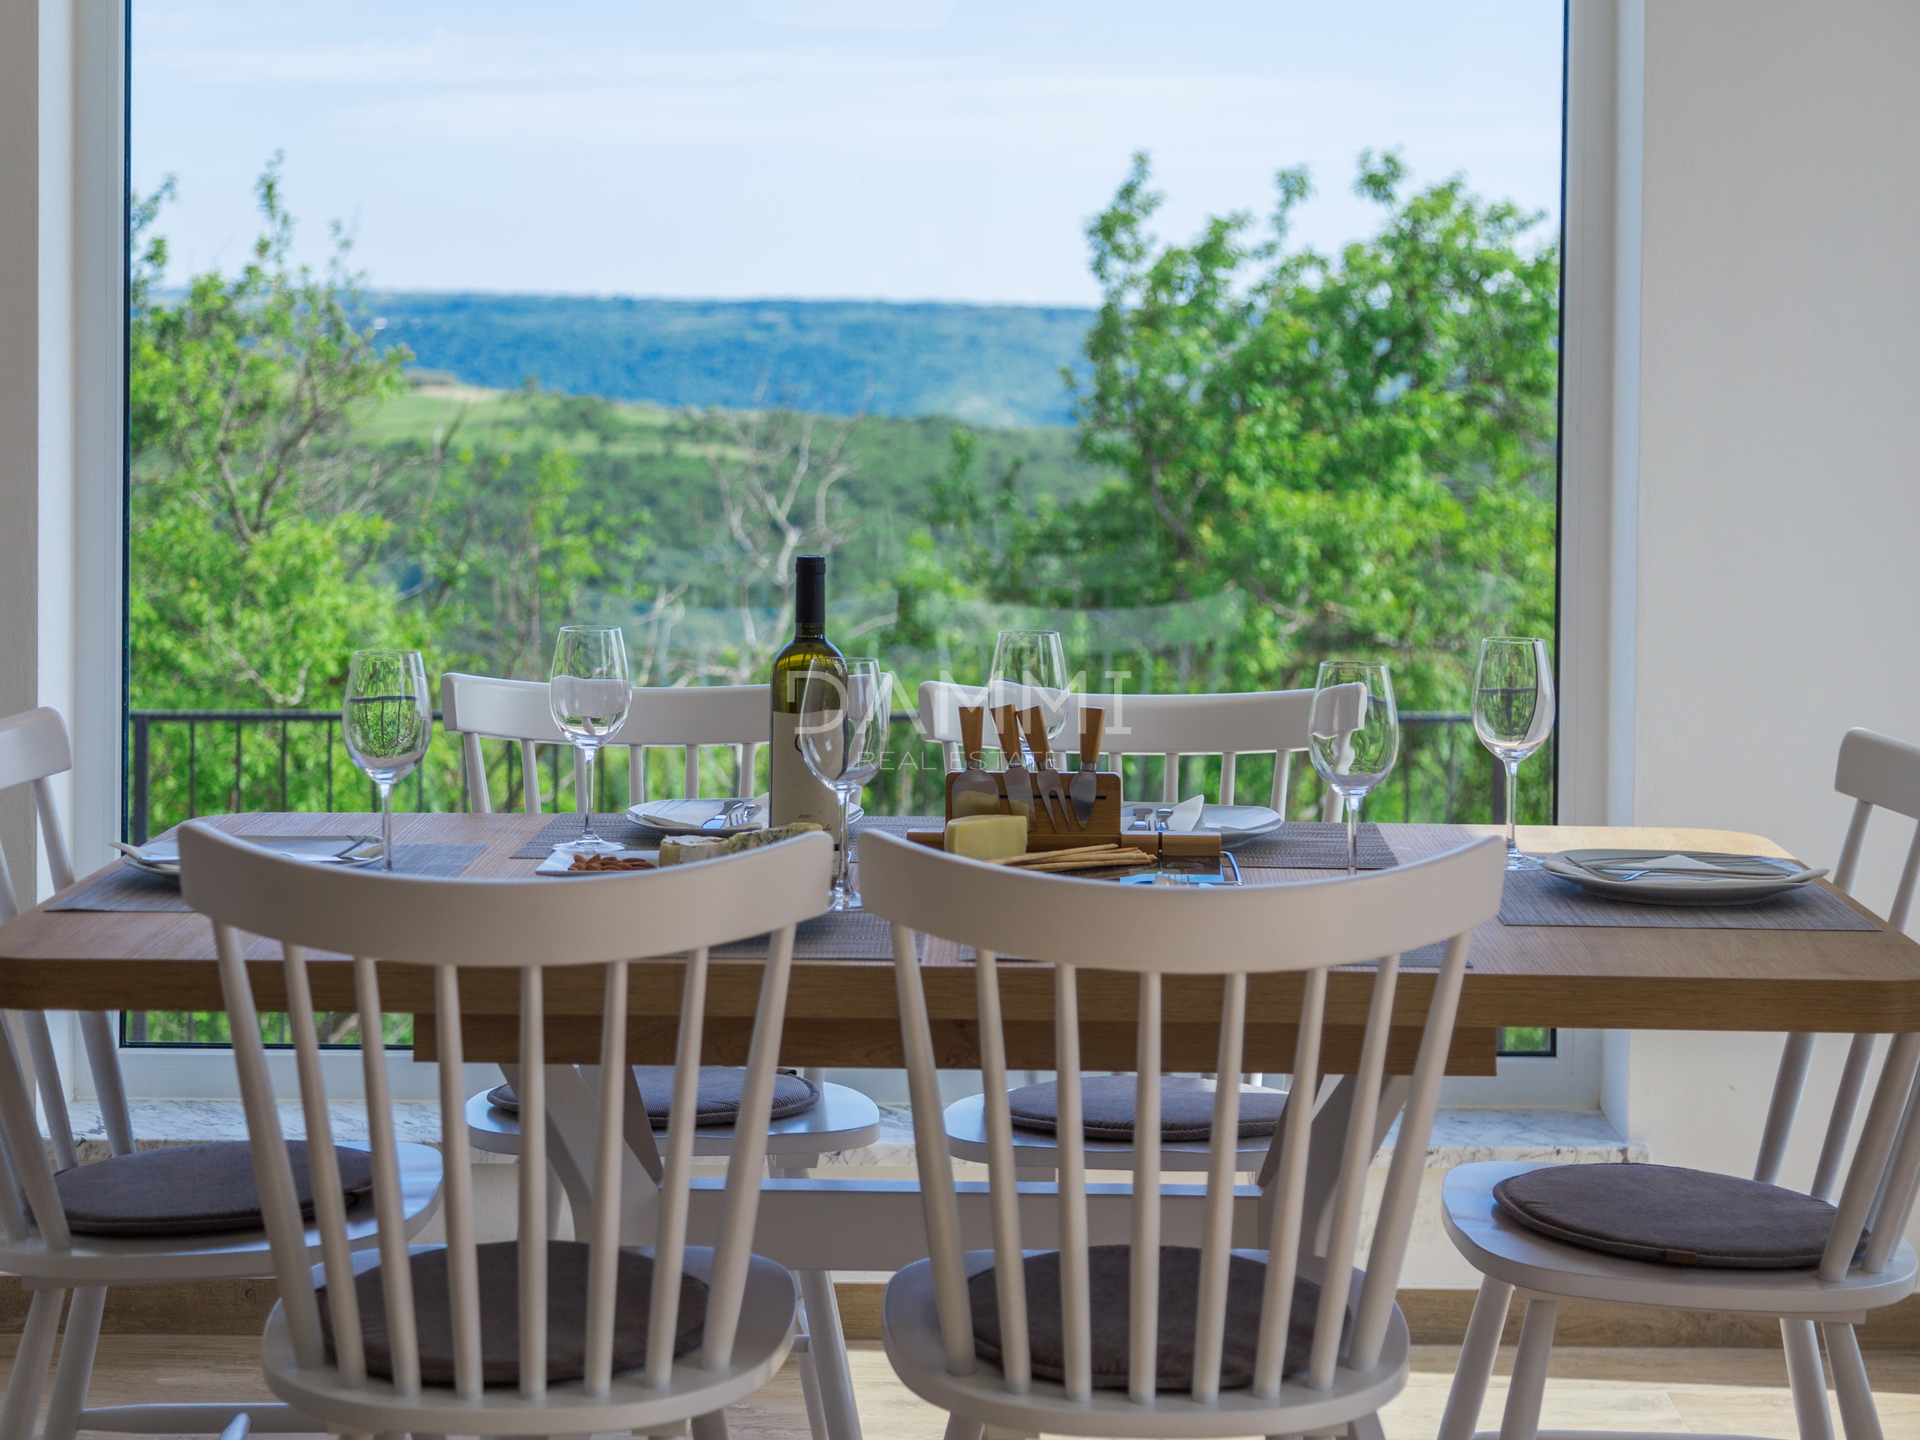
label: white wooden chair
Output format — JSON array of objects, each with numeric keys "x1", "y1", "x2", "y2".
[
  {"x1": 915, "y1": 682, "x2": 1319, "y2": 812},
  {"x1": 180, "y1": 821, "x2": 834, "y2": 1440},
  {"x1": 441, "y1": 672, "x2": 771, "y2": 811},
  {"x1": 440, "y1": 670, "x2": 875, "y2": 1439},
  {"x1": 860, "y1": 828, "x2": 1504, "y2": 1439},
  {"x1": 1436, "y1": 726, "x2": 1920, "y2": 1440},
  {"x1": 0, "y1": 706, "x2": 428, "y2": 1440}
]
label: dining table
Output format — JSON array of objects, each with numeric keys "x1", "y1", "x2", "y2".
[{"x1": 4, "y1": 808, "x2": 1918, "y2": 1284}]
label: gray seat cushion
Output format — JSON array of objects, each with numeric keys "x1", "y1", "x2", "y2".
[
  {"x1": 54, "y1": 1140, "x2": 374, "y2": 1238},
  {"x1": 487, "y1": 1067, "x2": 820, "y2": 1128},
  {"x1": 1006, "y1": 1076, "x2": 1289, "y2": 1143},
  {"x1": 319, "y1": 1239, "x2": 707, "y2": 1386},
  {"x1": 969, "y1": 1244, "x2": 1330, "y2": 1391},
  {"x1": 1493, "y1": 1163, "x2": 1858, "y2": 1269}
]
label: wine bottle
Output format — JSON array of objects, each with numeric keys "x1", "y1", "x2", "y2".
[{"x1": 769, "y1": 554, "x2": 846, "y2": 846}]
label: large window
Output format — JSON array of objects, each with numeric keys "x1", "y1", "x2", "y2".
[{"x1": 125, "y1": 3, "x2": 1566, "y2": 1066}]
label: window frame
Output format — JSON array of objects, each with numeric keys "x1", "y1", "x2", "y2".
[{"x1": 64, "y1": 0, "x2": 1616, "y2": 1112}]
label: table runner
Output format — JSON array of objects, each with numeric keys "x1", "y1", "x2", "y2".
[{"x1": 47, "y1": 844, "x2": 489, "y2": 913}]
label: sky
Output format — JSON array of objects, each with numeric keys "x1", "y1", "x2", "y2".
[{"x1": 131, "y1": 0, "x2": 1565, "y2": 307}]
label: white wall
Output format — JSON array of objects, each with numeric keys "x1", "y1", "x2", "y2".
[{"x1": 1601, "y1": 0, "x2": 1920, "y2": 1247}]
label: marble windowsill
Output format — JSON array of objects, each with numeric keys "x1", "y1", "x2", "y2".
[{"x1": 60, "y1": 1097, "x2": 1645, "y2": 1169}]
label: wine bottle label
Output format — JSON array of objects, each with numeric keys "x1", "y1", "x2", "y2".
[{"x1": 770, "y1": 711, "x2": 846, "y2": 849}]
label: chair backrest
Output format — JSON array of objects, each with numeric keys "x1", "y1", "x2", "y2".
[
  {"x1": 0, "y1": 707, "x2": 76, "y2": 919},
  {"x1": 915, "y1": 683, "x2": 1318, "y2": 811},
  {"x1": 861, "y1": 829, "x2": 1502, "y2": 1408},
  {"x1": 441, "y1": 674, "x2": 770, "y2": 813},
  {"x1": 0, "y1": 708, "x2": 135, "y2": 1192},
  {"x1": 180, "y1": 821, "x2": 832, "y2": 1402},
  {"x1": 614, "y1": 685, "x2": 769, "y2": 804},
  {"x1": 1750, "y1": 727, "x2": 1920, "y2": 1280}
]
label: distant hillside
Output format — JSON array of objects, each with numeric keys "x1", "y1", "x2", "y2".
[{"x1": 364, "y1": 293, "x2": 1096, "y2": 427}]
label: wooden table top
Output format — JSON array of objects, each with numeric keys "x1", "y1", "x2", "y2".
[{"x1": 1, "y1": 811, "x2": 1914, "y2": 1071}]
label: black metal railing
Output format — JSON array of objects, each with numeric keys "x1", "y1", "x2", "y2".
[{"x1": 127, "y1": 706, "x2": 1525, "y2": 844}]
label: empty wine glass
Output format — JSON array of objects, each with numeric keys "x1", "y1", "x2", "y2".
[
  {"x1": 798, "y1": 657, "x2": 891, "y2": 910},
  {"x1": 1473, "y1": 636, "x2": 1556, "y2": 871},
  {"x1": 1309, "y1": 660, "x2": 1400, "y2": 876},
  {"x1": 549, "y1": 625, "x2": 633, "y2": 855},
  {"x1": 343, "y1": 649, "x2": 432, "y2": 872},
  {"x1": 989, "y1": 629, "x2": 1069, "y2": 760}
]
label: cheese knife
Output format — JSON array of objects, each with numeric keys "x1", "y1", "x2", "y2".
[
  {"x1": 1070, "y1": 705, "x2": 1106, "y2": 827},
  {"x1": 991, "y1": 704, "x2": 1034, "y2": 821},
  {"x1": 1023, "y1": 705, "x2": 1072, "y2": 832},
  {"x1": 950, "y1": 705, "x2": 1006, "y2": 817}
]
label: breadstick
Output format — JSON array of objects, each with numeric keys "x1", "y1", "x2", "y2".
[
  {"x1": 1018, "y1": 853, "x2": 1155, "y2": 873},
  {"x1": 989, "y1": 843, "x2": 1130, "y2": 865}
]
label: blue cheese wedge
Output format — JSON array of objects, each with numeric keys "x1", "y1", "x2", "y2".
[{"x1": 659, "y1": 822, "x2": 823, "y2": 866}]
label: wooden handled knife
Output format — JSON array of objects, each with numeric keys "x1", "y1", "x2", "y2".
[{"x1": 1071, "y1": 705, "x2": 1106, "y2": 827}]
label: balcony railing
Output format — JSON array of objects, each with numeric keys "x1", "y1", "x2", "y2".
[{"x1": 126, "y1": 706, "x2": 1534, "y2": 844}]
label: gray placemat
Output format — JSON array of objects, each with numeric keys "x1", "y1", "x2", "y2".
[
  {"x1": 1228, "y1": 821, "x2": 1399, "y2": 871},
  {"x1": 1500, "y1": 867, "x2": 1878, "y2": 931},
  {"x1": 710, "y1": 910, "x2": 899, "y2": 961},
  {"x1": 513, "y1": 813, "x2": 668, "y2": 856},
  {"x1": 48, "y1": 844, "x2": 488, "y2": 912}
]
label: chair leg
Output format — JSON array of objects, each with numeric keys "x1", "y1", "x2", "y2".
[
  {"x1": 41, "y1": 1285, "x2": 105, "y2": 1440},
  {"x1": 795, "y1": 1338, "x2": 830, "y2": 1440},
  {"x1": 1822, "y1": 1322, "x2": 1884, "y2": 1440},
  {"x1": 692, "y1": 1410, "x2": 731, "y2": 1440},
  {"x1": 546, "y1": 1164, "x2": 565, "y2": 1240},
  {"x1": 1438, "y1": 1277, "x2": 1514, "y2": 1440},
  {"x1": 0, "y1": 1287, "x2": 67, "y2": 1440},
  {"x1": 1782, "y1": 1318, "x2": 1837, "y2": 1440},
  {"x1": 941, "y1": 1417, "x2": 985, "y2": 1440},
  {"x1": 1346, "y1": 1415, "x2": 1387, "y2": 1440},
  {"x1": 797, "y1": 1268, "x2": 862, "y2": 1440},
  {"x1": 1496, "y1": 1297, "x2": 1557, "y2": 1440}
]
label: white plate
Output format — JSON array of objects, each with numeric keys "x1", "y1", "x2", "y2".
[
  {"x1": 1543, "y1": 849, "x2": 1820, "y2": 906},
  {"x1": 1125, "y1": 804, "x2": 1284, "y2": 846},
  {"x1": 536, "y1": 849, "x2": 660, "y2": 875},
  {"x1": 628, "y1": 798, "x2": 864, "y2": 836},
  {"x1": 121, "y1": 834, "x2": 382, "y2": 877}
]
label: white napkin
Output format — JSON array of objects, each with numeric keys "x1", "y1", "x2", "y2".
[
  {"x1": 1586, "y1": 853, "x2": 1802, "y2": 883},
  {"x1": 1166, "y1": 794, "x2": 1206, "y2": 832}
]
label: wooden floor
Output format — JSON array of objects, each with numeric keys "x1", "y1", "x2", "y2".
[{"x1": 12, "y1": 1334, "x2": 1918, "y2": 1439}]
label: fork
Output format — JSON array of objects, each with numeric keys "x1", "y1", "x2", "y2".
[{"x1": 701, "y1": 799, "x2": 760, "y2": 831}]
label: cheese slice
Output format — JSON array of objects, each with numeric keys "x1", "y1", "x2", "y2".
[{"x1": 944, "y1": 814, "x2": 1029, "y2": 862}]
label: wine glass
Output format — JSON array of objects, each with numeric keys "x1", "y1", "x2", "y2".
[
  {"x1": 549, "y1": 625, "x2": 633, "y2": 855},
  {"x1": 342, "y1": 650, "x2": 432, "y2": 872},
  {"x1": 798, "y1": 657, "x2": 891, "y2": 910},
  {"x1": 989, "y1": 629, "x2": 1069, "y2": 762},
  {"x1": 1472, "y1": 636, "x2": 1556, "y2": 871},
  {"x1": 1309, "y1": 660, "x2": 1400, "y2": 876}
]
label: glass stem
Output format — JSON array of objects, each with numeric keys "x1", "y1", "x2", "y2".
[
  {"x1": 379, "y1": 781, "x2": 394, "y2": 872},
  {"x1": 580, "y1": 744, "x2": 599, "y2": 844},
  {"x1": 1505, "y1": 758, "x2": 1520, "y2": 858},
  {"x1": 835, "y1": 787, "x2": 853, "y2": 900},
  {"x1": 1346, "y1": 791, "x2": 1360, "y2": 877}
]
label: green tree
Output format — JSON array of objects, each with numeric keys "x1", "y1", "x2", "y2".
[
  {"x1": 128, "y1": 158, "x2": 422, "y2": 711},
  {"x1": 939, "y1": 150, "x2": 1558, "y2": 713}
]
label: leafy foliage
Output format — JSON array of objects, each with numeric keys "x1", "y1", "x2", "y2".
[{"x1": 934, "y1": 151, "x2": 1559, "y2": 711}]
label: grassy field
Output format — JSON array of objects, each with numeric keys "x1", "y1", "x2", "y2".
[{"x1": 352, "y1": 378, "x2": 1115, "y2": 624}]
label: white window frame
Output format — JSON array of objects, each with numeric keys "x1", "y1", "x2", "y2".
[{"x1": 11, "y1": 0, "x2": 1636, "y2": 1113}]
